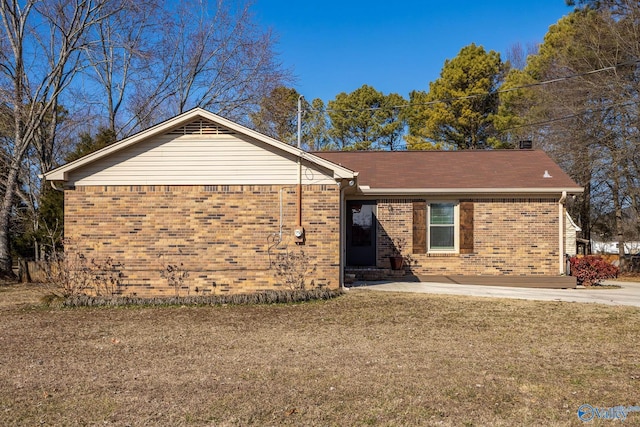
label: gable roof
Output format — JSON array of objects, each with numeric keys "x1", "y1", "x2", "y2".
[
  {"x1": 314, "y1": 150, "x2": 583, "y2": 195},
  {"x1": 45, "y1": 108, "x2": 355, "y2": 182}
]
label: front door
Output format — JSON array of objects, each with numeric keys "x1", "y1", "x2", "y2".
[{"x1": 346, "y1": 201, "x2": 377, "y2": 266}]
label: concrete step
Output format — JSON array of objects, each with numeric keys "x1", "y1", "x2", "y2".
[{"x1": 345, "y1": 267, "x2": 406, "y2": 282}]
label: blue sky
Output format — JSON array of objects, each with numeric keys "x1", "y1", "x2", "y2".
[{"x1": 252, "y1": 1, "x2": 573, "y2": 102}]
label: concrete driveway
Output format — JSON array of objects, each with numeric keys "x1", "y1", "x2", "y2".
[{"x1": 348, "y1": 280, "x2": 640, "y2": 307}]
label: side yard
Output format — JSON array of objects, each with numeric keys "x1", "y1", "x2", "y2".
[{"x1": 1, "y1": 283, "x2": 639, "y2": 425}]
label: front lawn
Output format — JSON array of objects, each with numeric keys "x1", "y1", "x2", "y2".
[{"x1": 1, "y1": 283, "x2": 639, "y2": 425}]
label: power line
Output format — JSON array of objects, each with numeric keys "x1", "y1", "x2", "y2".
[
  {"x1": 307, "y1": 59, "x2": 640, "y2": 114},
  {"x1": 500, "y1": 99, "x2": 640, "y2": 132}
]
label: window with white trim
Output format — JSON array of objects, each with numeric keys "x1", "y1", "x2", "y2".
[{"x1": 428, "y1": 202, "x2": 459, "y2": 252}]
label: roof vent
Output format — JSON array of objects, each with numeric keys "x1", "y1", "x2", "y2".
[
  {"x1": 543, "y1": 170, "x2": 552, "y2": 178},
  {"x1": 167, "y1": 119, "x2": 236, "y2": 136},
  {"x1": 519, "y1": 140, "x2": 533, "y2": 149}
]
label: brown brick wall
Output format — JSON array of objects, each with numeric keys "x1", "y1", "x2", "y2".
[
  {"x1": 64, "y1": 184, "x2": 340, "y2": 297},
  {"x1": 376, "y1": 198, "x2": 560, "y2": 276}
]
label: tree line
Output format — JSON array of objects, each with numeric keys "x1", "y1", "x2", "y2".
[
  {"x1": 250, "y1": 43, "x2": 507, "y2": 151},
  {"x1": 251, "y1": 0, "x2": 640, "y2": 263},
  {"x1": 1, "y1": 0, "x2": 639, "y2": 276}
]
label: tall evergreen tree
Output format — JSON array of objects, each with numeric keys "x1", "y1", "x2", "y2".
[
  {"x1": 303, "y1": 98, "x2": 330, "y2": 151},
  {"x1": 327, "y1": 85, "x2": 406, "y2": 150},
  {"x1": 250, "y1": 87, "x2": 301, "y2": 145},
  {"x1": 405, "y1": 43, "x2": 507, "y2": 150},
  {"x1": 65, "y1": 128, "x2": 117, "y2": 163}
]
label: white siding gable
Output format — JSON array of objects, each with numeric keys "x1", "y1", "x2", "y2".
[{"x1": 66, "y1": 121, "x2": 336, "y2": 186}]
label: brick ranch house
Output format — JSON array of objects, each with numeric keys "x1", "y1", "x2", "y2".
[{"x1": 45, "y1": 108, "x2": 583, "y2": 296}]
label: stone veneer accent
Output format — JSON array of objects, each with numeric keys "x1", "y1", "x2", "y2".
[
  {"x1": 64, "y1": 184, "x2": 340, "y2": 297},
  {"x1": 376, "y1": 198, "x2": 560, "y2": 276}
]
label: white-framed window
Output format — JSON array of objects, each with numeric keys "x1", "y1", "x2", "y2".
[{"x1": 428, "y1": 202, "x2": 459, "y2": 253}]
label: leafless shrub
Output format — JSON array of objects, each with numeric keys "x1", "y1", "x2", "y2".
[
  {"x1": 159, "y1": 255, "x2": 190, "y2": 296},
  {"x1": 272, "y1": 249, "x2": 317, "y2": 291},
  {"x1": 43, "y1": 239, "x2": 126, "y2": 297},
  {"x1": 91, "y1": 257, "x2": 126, "y2": 296},
  {"x1": 43, "y1": 249, "x2": 93, "y2": 297}
]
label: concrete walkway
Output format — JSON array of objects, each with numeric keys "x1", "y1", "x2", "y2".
[{"x1": 348, "y1": 280, "x2": 640, "y2": 307}]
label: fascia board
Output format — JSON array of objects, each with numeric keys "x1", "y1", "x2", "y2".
[{"x1": 358, "y1": 187, "x2": 584, "y2": 196}]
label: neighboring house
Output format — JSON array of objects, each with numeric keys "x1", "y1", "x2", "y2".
[
  {"x1": 591, "y1": 241, "x2": 640, "y2": 255},
  {"x1": 45, "y1": 109, "x2": 583, "y2": 296}
]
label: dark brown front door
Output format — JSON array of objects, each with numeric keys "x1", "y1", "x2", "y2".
[{"x1": 346, "y1": 201, "x2": 376, "y2": 266}]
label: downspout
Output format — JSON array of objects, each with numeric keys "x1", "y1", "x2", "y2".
[
  {"x1": 279, "y1": 188, "x2": 284, "y2": 242},
  {"x1": 558, "y1": 191, "x2": 567, "y2": 274},
  {"x1": 37, "y1": 174, "x2": 64, "y2": 192},
  {"x1": 50, "y1": 181, "x2": 64, "y2": 192},
  {"x1": 339, "y1": 178, "x2": 355, "y2": 290},
  {"x1": 339, "y1": 180, "x2": 346, "y2": 289}
]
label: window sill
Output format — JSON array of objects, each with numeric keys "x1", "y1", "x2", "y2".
[{"x1": 426, "y1": 252, "x2": 459, "y2": 257}]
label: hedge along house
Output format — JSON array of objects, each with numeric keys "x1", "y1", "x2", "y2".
[
  {"x1": 313, "y1": 150, "x2": 583, "y2": 287},
  {"x1": 45, "y1": 108, "x2": 356, "y2": 296},
  {"x1": 45, "y1": 108, "x2": 583, "y2": 296}
]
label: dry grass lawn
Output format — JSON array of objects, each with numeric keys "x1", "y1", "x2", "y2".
[{"x1": 1, "y1": 282, "x2": 639, "y2": 426}]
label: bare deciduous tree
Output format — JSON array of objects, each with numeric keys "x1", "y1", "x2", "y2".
[
  {"x1": 509, "y1": 2, "x2": 640, "y2": 264},
  {"x1": 81, "y1": 0, "x2": 160, "y2": 137},
  {"x1": 0, "y1": 0, "x2": 125, "y2": 275},
  {"x1": 0, "y1": 0, "x2": 290, "y2": 276},
  {"x1": 156, "y1": 0, "x2": 288, "y2": 122},
  {"x1": 76, "y1": 0, "x2": 290, "y2": 135}
]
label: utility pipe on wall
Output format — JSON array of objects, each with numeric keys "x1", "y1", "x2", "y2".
[
  {"x1": 295, "y1": 95, "x2": 304, "y2": 242},
  {"x1": 339, "y1": 180, "x2": 346, "y2": 288},
  {"x1": 297, "y1": 95, "x2": 302, "y2": 227}
]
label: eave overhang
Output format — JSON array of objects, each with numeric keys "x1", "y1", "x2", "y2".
[
  {"x1": 44, "y1": 108, "x2": 355, "y2": 182},
  {"x1": 356, "y1": 186, "x2": 584, "y2": 196}
]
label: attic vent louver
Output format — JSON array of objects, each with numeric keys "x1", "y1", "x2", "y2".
[{"x1": 167, "y1": 119, "x2": 236, "y2": 136}]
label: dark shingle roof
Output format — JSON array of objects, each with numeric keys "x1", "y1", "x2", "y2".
[{"x1": 313, "y1": 150, "x2": 581, "y2": 191}]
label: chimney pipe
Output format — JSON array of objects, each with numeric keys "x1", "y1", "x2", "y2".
[{"x1": 519, "y1": 140, "x2": 533, "y2": 149}]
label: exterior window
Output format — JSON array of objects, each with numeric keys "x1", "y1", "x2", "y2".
[{"x1": 429, "y1": 202, "x2": 458, "y2": 252}]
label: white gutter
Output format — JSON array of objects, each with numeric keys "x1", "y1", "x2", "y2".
[
  {"x1": 559, "y1": 191, "x2": 567, "y2": 274},
  {"x1": 358, "y1": 187, "x2": 584, "y2": 195}
]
